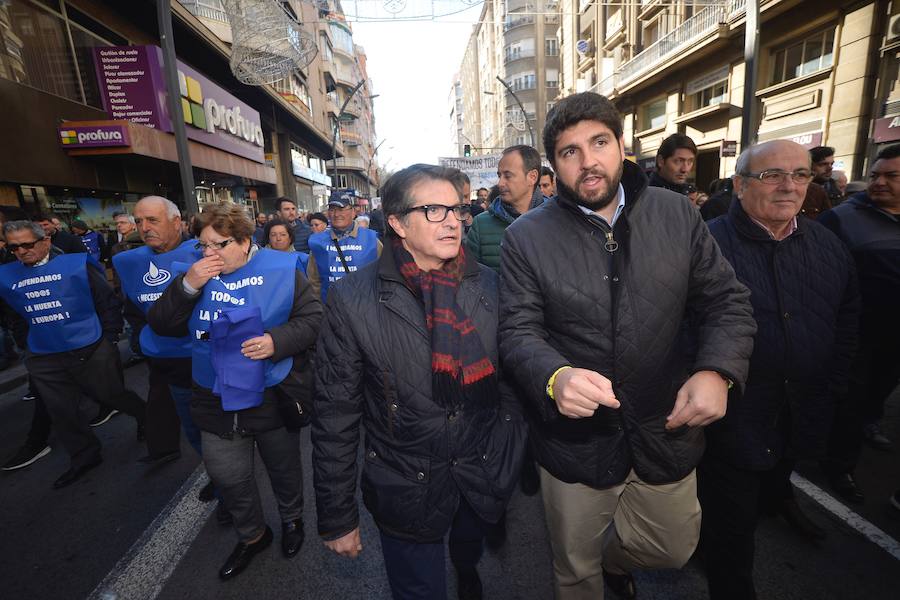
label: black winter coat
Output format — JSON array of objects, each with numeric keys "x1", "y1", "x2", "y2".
[
  {"x1": 148, "y1": 255, "x2": 322, "y2": 436},
  {"x1": 499, "y1": 160, "x2": 756, "y2": 488},
  {"x1": 313, "y1": 242, "x2": 527, "y2": 543},
  {"x1": 706, "y1": 200, "x2": 860, "y2": 469}
]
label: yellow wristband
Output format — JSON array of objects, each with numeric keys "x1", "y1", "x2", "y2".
[{"x1": 546, "y1": 366, "x2": 572, "y2": 399}]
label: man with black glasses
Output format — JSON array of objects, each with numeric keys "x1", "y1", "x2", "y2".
[
  {"x1": 699, "y1": 140, "x2": 859, "y2": 599},
  {"x1": 314, "y1": 164, "x2": 525, "y2": 600}
]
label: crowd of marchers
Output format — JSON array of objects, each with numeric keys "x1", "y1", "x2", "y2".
[{"x1": 0, "y1": 92, "x2": 898, "y2": 600}]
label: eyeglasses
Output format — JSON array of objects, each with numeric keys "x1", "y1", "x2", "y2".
[
  {"x1": 7, "y1": 241, "x2": 42, "y2": 252},
  {"x1": 195, "y1": 238, "x2": 236, "y2": 251},
  {"x1": 740, "y1": 169, "x2": 813, "y2": 185},
  {"x1": 402, "y1": 204, "x2": 472, "y2": 223}
]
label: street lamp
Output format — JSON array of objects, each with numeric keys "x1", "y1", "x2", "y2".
[
  {"x1": 485, "y1": 75, "x2": 536, "y2": 148},
  {"x1": 330, "y1": 79, "x2": 368, "y2": 187},
  {"x1": 367, "y1": 138, "x2": 388, "y2": 193}
]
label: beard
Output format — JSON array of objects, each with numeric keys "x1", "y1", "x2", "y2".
[{"x1": 556, "y1": 162, "x2": 624, "y2": 212}]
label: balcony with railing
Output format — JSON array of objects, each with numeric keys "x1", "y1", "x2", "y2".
[
  {"x1": 615, "y1": 0, "x2": 746, "y2": 89},
  {"x1": 504, "y1": 13, "x2": 535, "y2": 32},
  {"x1": 179, "y1": 0, "x2": 229, "y2": 24},
  {"x1": 504, "y1": 48, "x2": 536, "y2": 64},
  {"x1": 334, "y1": 156, "x2": 367, "y2": 170}
]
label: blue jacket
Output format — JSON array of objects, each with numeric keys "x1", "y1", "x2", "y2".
[{"x1": 706, "y1": 199, "x2": 860, "y2": 469}]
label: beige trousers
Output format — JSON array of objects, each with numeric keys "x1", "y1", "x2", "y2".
[{"x1": 539, "y1": 467, "x2": 701, "y2": 600}]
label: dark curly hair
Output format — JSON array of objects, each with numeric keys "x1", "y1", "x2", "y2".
[{"x1": 543, "y1": 93, "x2": 622, "y2": 165}]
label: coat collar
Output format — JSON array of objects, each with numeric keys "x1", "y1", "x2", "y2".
[{"x1": 727, "y1": 194, "x2": 805, "y2": 242}]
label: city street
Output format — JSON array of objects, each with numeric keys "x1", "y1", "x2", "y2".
[{"x1": 0, "y1": 348, "x2": 898, "y2": 600}]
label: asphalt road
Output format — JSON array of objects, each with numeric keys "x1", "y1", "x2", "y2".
[{"x1": 1, "y1": 357, "x2": 898, "y2": 600}]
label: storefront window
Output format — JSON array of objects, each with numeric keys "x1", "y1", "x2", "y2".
[
  {"x1": 0, "y1": 0, "x2": 127, "y2": 108},
  {"x1": 0, "y1": 0, "x2": 81, "y2": 101},
  {"x1": 771, "y1": 28, "x2": 835, "y2": 85}
]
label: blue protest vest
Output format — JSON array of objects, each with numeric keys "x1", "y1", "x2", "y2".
[
  {"x1": 186, "y1": 248, "x2": 296, "y2": 394},
  {"x1": 81, "y1": 230, "x2": 103, "y2": 263},
  {"x1": 308, "y1": 227, "x2": 379, "y2": 301},
  {"x1": 297, "y1": 251, "x2": 309, "y2": 275},
  {"x1": 0, "y1": 253, "x2": 102, "y2": 354},
  {"x1": 113, "y1": 239, "x2": 201, "y2": 358}
]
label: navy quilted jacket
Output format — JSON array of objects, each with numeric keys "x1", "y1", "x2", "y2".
[
  {"x1": 312, "y1": 241, "x2": 527, "y2": 543},
  {"x1": 706, "y1": 199, "x2": 859, "y2": 469},
  {"x1": 499, "y1": 160, "x2": 756, "y2": 488}
]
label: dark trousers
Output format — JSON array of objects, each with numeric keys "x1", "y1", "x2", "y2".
[
  {"x1": 25, "y1": 392, "x2": 51, "y2": 447},
  {"x1": 380, "y1": 498, "x2": 486, "y2": 600},
  {"x1": 698, "y1": 452, "x2": 796, "y2": 600},
  {"x1": 25, "y1": 338, "x2": 145, "y2": 467},
  {"x1": 825, "y1": 344, "x2": 900, "y2": 474},
  {"x1": 201, "y1": 427, "x2": 302, "y2": 543},
  {"x1": 144, "y1": 360, "x2": 201, "y2": 457}
]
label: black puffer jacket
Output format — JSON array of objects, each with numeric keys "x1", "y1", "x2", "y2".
[
  {"x1": 313, "y1": 242, "x2": 526, "y2": 543},
  {"x1": 706, "y1": 200, "x2": 859, "y2": 469},
  {"x1": 148, "y1": 257, "x2": 322, "y2": 436},
  {"x1": 499, "y1": 160, "x2": 756, "y2": 488}
]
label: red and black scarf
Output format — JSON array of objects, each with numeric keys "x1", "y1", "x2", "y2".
[{"x1": 392, "y1": 237, "x2": 497, "y2": 408}]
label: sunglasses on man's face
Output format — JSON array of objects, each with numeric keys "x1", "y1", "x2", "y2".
[{"x1": 7, "y1": 240, "x2": 42, "y2": 253}]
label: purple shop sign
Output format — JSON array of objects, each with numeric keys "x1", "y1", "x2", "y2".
[
  {"x1": 92, "y1": 46, "x2": 265, "y2": 164},
  {"x1": 93, "y1": 46, "x2": 171, "y2": 132},
  {"x1": 58, "y1": 124, "x2": 131, "y2": 148}
]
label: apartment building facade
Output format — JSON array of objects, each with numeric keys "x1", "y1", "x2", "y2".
[
  {"x1": 455, "y1": 0, "x2": 560, "y2": 157},
  {"x1": 557, "y1": 0, "x2": 893, "y2": 192}
]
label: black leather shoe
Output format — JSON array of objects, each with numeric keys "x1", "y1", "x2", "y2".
[
  {"x1": 281, "y1": 519, "x2": 304, "y2": 557},
  {"x1": 137, "y1": 451, "x2": 180, "y2": 465},
  {"x1": 53, "y1": 456, "x2": 102, "y2": 489},
  {"x1": 602, "y1": 568, "x2": 636, "y2": 599},
  {"x1": 456, "y1": 566, "x2": 483, "y2": 600},
  {"x1": 198, "y1": 481, "x2": 216, "y2": 503},
  {"x1": 829, "y1": 472, "x2": 864, "y2": 504},
  {"x1": 779, "y1": 499, "x2": 827, "y2": 540},
  {"x1": 218, "y1": 526, "x2": 272, "y2": 581}
]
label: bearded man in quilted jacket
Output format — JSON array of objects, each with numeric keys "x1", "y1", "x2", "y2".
[{"x1": 498, "y1": 92, "x2": 757, "y2": 600}]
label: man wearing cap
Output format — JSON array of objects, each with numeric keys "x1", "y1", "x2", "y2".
[{"x1": 306, "y1": 194, "x2": 382, "y2": 302}]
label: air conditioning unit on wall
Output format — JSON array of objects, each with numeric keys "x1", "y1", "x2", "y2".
[{"x1": 889, "y1": 14, "x2": 900, "y2": 42}]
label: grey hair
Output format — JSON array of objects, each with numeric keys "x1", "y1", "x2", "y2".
[
  {"x1": 3, "y1": 220, "x2": 46, "y2": 240},
  {"x1": 115, "y1": 214, "x2": 136, "y2": 224},
  {"x1": 136, "y1": 195, "x2": 181, "y2": 220}
]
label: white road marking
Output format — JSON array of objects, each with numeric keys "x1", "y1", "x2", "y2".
[
  {"x1": 87, "y1": 466, "x2": 214, "y2": 600},
  {"x1": 791, "y1": 472, "x2": 900, "y2": 561}
]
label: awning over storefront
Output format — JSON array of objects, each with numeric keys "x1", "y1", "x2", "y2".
[{"x1": 59, "y1": 120, "x2": 277, "y2": 185}]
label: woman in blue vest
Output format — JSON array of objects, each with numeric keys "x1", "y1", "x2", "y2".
[
  {"x1": 148, "y1": 202, "x2": 323, "y2": 581},
  {"x1": 263, "y1": 218, "x2": 309, "y2": 274}
]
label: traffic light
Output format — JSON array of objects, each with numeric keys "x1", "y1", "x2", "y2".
[{"x1": 463, "y1": 144, "x2": 471, "y2": 157}]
